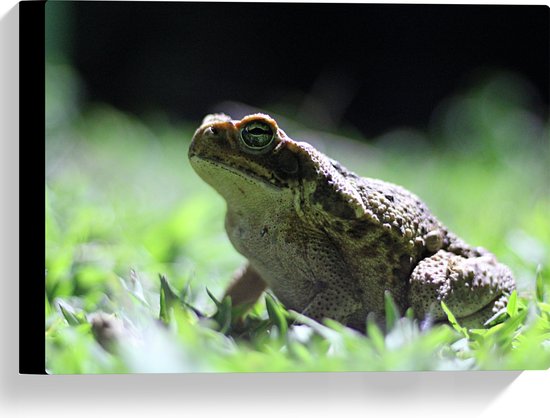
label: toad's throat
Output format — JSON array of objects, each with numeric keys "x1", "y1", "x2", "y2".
[{"x1": 191, "y1": 154, "x2": 290, "y2": 190}]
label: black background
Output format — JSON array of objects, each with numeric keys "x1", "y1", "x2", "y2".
[
  {"x1": 20, "y1": 0, "x2": 45, "y2": 374},
  {"x1": 64, "y1": 2, "x2": 549, "y2": 137}
]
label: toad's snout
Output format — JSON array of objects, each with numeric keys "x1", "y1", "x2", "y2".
[{"x1": 189, "y1": 121, "x2": 232, "y2": 158}]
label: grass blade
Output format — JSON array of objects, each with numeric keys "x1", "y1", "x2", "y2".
[
  {"x1": 384, "y1": 290, "x2": 400, "y2": 331},
  {"x1": 506, "y1": 290, "x2": 518, "y2": 317},
  {"x1": 441, "y1": 301, "x2": 469, "y2": 338},
  {"x1": 536, "y1": 264, "x2": 545, "y2": 303},
  {"x1": 57, "y1": 300, "x2": 87, "y2": 326},
  {"x1": 213, "y1": 296, "x2": 233, "y2": 334},
  {"x1": 366, "y1": 315, "x2": 385, "y2": 353},
  {"x1": 265, "y1": 293, "x2": 288, "y2": 336},
  {"x1": 206, "y1": 287, "x2": 221, "y2": 307}
]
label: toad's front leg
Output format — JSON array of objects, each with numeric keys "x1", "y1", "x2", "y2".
[{"x1": 224, "y1": 263, "x2": 267, "y2": 309}]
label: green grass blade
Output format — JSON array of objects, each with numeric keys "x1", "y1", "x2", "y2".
[
  {"x1": 159, "y1": 284, "x2": 169, "y2": 324},
  {"x1": 366, "y1": 315, "x2": 385, "y2": 353},
  {"x1": 506, "y1": 290, "x2": 518, "y2": 317},
  {"x1": 265, "y1": 293, "x2": 288, "y2": 336},
  {"x1": 159, "y1": 274, "x2": 179, "y2": 304},
  {"x1": 536, "y1": 264, "x2": 545, "y2": 303},
  {"x1": 57, "y1": 301, "x2": 87, "y2": 326},
  {"x1": 214, "y1": 296, "x2": 233, "y2": 334},
  {"x1": 441, "y1": 301, "x2": 469, "y2": 338},
  {"x1": 206, "y1": 287, "x2": 221, "y2": 307},
  {"x1": 384, "y1": 290, "x2": 400, "y2": 331}
]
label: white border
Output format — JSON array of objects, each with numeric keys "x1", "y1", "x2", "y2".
[{"x1": 1, "y1": 1, "x2": 548, "y2": 417}]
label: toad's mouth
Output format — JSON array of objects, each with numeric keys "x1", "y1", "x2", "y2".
[{"x1": 189, "y1": 154, "x2": 290, "y2": 190}]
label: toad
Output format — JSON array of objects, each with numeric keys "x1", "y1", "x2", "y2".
[{"x1": 188, "y1": 113, "x2": 515, "y2": 329}]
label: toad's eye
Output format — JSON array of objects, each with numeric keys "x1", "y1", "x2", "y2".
[{"x1": 240, "y1": 121, "x2": 274, "y2": 151}]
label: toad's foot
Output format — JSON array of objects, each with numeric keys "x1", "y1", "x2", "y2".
[{"x1": 409, "y1": 249, "x2": 515, "y2": 328}]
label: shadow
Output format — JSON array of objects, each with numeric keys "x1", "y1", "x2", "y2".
[
  {"x1": 3, "y1": 371, "x2": 520, "y2": 414},
  {"x1": 0, "y1": 0, "x2": 20, "y2": 402}
]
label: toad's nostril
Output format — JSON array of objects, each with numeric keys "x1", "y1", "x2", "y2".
[{"x1": 203, "y1": 126, "x2": 219, "y2": 138}]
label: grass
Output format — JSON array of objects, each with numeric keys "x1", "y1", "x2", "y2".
[{"x1": 45, "y1": 65, "x2": 550, "y2": 373}]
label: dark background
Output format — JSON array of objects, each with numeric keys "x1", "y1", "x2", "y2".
[{"x1": 48, "y1": 2, "x2": 549, "y2": 137}]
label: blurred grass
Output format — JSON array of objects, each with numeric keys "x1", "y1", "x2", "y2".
[{"x1": 45, "y1": 64, "x2": 550, "y2": 373}]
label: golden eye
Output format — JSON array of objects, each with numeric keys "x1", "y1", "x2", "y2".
[{"x1": 240, "y1": 121, "x2": 274, "y2": 150}]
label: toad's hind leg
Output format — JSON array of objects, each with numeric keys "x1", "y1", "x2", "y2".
[{"x1": 409, "y1": 250, "x2": 515, "y2": 328}]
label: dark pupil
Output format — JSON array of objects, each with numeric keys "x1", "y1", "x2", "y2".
[
  {"x1": 242, "y1": 123, "x2": 273, "y2": 148},
  {"x1": 249, "y1": 127, "x2": 266, "y2": 135}
]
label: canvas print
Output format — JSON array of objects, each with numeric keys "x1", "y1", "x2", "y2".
[{"x1": 44, "y1": 1, "x2": 550, "y2": 373}]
